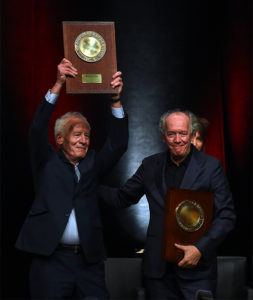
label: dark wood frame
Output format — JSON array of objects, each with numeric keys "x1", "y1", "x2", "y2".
[
  {"x1": 162, "y1": 188, "x2": 214, "y2": 262},
  {"x1": 63, "y1": 21, "x2": 118, "y2": 94}
]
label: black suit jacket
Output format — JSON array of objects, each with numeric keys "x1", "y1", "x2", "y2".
[
  {"x1": 16, "y1": 99, "x2": 128, "y2": 263},
  {"x1": 100, "y1": 147, "x2": 236, "y2": 279}
]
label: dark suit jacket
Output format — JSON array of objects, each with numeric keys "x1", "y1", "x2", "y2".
[
  {"x1": 16, "y1": 98, "x2": 128, "y2": 263},
  {"x1": 100, "y1": 147, "x2": 236, "y2": 279}
]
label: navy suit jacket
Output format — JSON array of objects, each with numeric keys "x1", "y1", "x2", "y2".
[
  {"x1": 100, "y1": 146, "x2": 236, "y2": 279},
  {"x1": 16, "y1": 98, "x2": 128, "y2": 263}
]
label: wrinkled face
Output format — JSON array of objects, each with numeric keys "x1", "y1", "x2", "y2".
[
  {"x1": 56, "y1": 117, "x2": 90, "y2": 165},
  {"x1": 191, "y1": 131, "x2": 204, "y2": 151},
  {"x1": 163, "y1": 113, "x2": 192, "y2": 161}
]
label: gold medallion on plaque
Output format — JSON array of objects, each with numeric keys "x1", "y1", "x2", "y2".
[
  {"x1": 74, "y1": 31, "x2": 106, "y2": 63},
  {"x1": 176, "y1": 200, "x2": 204, "y2": 232}
]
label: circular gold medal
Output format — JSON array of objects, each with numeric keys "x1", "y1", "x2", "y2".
[
  {"x1": 74, "y1": 31, "x2": 106, "y2": 63},
  {"x1": 176, "y1": 200, "x2": 204, "y2": 232}
]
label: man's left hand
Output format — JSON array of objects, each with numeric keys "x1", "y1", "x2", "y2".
[
  {"x1": 175, "y1": 244, "x2": 202, "y2": 268},
  {"x1": 110, "y1": 71, "x2": 123, "y2": 103}
]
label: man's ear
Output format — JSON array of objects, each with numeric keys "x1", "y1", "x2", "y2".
[{"x1": 56, "y1": 134, "x2": 64, "y2": 146}]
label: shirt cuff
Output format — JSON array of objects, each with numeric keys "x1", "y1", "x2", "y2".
[
  {"x1": 45, "y1": 90, "x2": 59, "y2": 104},
  {"x1": 111, "y1": 106, "x2": 125, "y2": 119}
]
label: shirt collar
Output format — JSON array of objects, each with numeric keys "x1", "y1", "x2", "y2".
[{"x1": 57, "y1": 149, "x2": 82, "y2": 166}]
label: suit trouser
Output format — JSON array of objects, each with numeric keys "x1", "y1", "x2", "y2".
[
  {"x1": 29, "y1": 247, "x2": 109, "y2": 299},
  {"x1": 144, "y1": 264, "x2": 216, "y2": 300}
]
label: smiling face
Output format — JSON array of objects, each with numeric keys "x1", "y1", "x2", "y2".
[
  {"x1": 56, "y1": 117, "x2": 90, "y2": 165},
  {"x1": 163, "y1": 112, "x2": 192, "y2": 163}
]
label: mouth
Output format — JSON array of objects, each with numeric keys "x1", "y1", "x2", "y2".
[
  {"x1": 173, "y1": 145, "x2": 183, "y2": 150},
  {"x1": 76, "y1": 147, "x2": 87, "y2": 152}
]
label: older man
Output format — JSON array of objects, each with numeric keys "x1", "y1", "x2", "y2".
[
  {"x1": 16, "y1": 58, "x2": 128, "y2": 299},
  {"x1": 100, "y1": 109, "x2": 235, "y2": 299}
]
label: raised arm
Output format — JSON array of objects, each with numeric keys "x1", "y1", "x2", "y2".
[
  {"x1": 29, "y1": 59, "x2": 78, "y2": 174},
  {"x1": 109, "y1": 71, "x2": 123, "y2": 108},
  {"x1": 96, "y1": 71, "x2": 128, "y2": 176},
  {"x1": 51, "y1": 58, "x2": 78, "y2": 95}
]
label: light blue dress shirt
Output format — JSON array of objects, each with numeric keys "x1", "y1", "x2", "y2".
[
  {"x1": 45, "y1": 90, "x2": 125, "y2": 118},
  {"x1": 45, "y1": 90, "x2": 125, "y2": 244}
]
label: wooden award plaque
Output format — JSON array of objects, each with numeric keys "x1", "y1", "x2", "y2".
[
  {"x1": 162, "y1": 188, "x2": 214, "y2": 263},
  {"x1": 62, "y1": 21, "x2": 118, "y2": 94}
]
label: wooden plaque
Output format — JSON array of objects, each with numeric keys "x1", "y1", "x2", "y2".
[
  {"x1": 62, "y1": 21, "x2": 118, "y2": 94},
  {"x1": 162, "y1": 188, "x2": 214, "y2": 263}
]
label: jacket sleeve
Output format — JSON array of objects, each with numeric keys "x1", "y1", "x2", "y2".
[
  {"x1": 99, "y1": 162, "x2": 145, "y2": 208},
  {"x1": 29, "y1": 99, "x2": 55, "y2": 176},
  {"x1": 96, "y1": 113, "x2": 129, "y2": 178},
  {"x1": 194, "y1": 160, "x2": 236, "y2": 260}
]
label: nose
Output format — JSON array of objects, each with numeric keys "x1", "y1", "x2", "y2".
[
  {"x1": 174, "y1": 133, "x2": 181, "y2": 143},
  {"x1": 80, "y1": 134, "x2": 88, "y2": 144}
]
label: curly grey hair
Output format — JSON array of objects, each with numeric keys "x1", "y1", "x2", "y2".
[{"x1": 159, "y1": 109, "x2": 197, "y2": 136}]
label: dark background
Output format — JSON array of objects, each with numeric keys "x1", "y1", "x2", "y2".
[{"x1": 1, "y1": 0, "x2": 252, "y2": 298}]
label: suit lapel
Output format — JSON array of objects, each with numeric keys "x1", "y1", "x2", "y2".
[
  {"x1": 154, "y1": 152, "x2": 168, "y2": 202},
  {"x1": 78, "y1": 150, "x2": 95, "y2": 176},
  {"x1": 57, "y1": 150, "x2": 96, "y2": 196},
  {"x1": 73, "y1": 151, "x2": 96, "y2": 196},
  {"x1": 180, "y1": 147, "x2": 202, "y2": 189},
  {"x1": 153, "y1": 149, "x2": 203, "y2": 204},
  {"x1": 57, "y1": 149, "x2": 94, "y2": 181}
]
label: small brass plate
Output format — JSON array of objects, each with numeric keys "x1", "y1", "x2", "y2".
[
  {"x1": 82, "y1": 74, "x2": 102, "y2": 83},
  {"x1": 176, "y1": 200, "x2": 204, "y2": 232},
  {"x1": 75, "y1": 31, "x2": 106, "y2": 62}
]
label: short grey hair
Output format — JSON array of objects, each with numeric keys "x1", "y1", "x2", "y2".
[
  {"x1": 54, "y1": 112, "x2": 91, "y2": 138},
  {"x1": 159, "y1": 109, "x2": 197, "y2": 136}
]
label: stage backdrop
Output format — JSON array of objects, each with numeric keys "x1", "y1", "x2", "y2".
[{"x1": 1, "y1": 0, "x2": 252, "y2": 298}]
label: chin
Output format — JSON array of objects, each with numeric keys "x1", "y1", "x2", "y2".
[{"x1": 173, "y1": 151, "x2": 184, "y2": 157}]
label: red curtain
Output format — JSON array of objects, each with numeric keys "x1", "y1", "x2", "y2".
[
  {"x1": 2, "y1": 0, "x2": 251, "y2": 167},
  {"x1": 221, "y1": 1, "x2": 252, "y2": 169}
]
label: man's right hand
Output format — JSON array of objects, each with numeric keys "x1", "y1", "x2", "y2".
[
  {"x1": 175, "y1": 244, "x2": 202, "y2": 268},
  {"x1": 51, "y1": 58, "x2": 78, "y2": 94}
]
